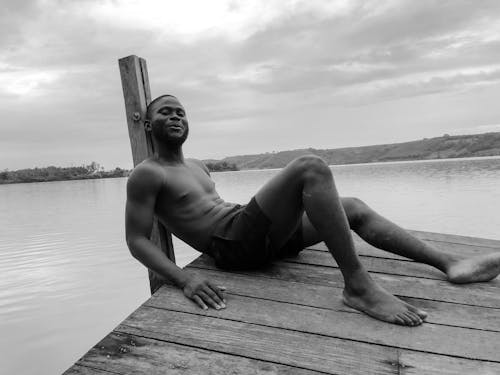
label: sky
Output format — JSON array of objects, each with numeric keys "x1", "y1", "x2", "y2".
[{"x1": 2, "y1": 0, "x2": 500, "y2": 170}]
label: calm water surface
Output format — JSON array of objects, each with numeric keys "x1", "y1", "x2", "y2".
[{"x1": 1, "y1": 156, "x2": 500, "y2": 374}]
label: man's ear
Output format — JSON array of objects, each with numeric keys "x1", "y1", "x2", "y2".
[{"x1": 144, "y1": 119, "x2": 152, "y2": 132}]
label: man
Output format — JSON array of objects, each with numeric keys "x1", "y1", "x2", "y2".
[{"x1": 125, "y1": 94, "x2": 500, "y2": 326}]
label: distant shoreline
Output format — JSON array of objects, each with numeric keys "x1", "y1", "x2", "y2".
[
  {"x1": 0, "y1": 174, "x2": 127, "y2": 186},
  {"x1": 0, "y1": 163, "x2": 129, "y2": 186},
  {"x1": 209, "y1": 154, "x2": 500, "y2": 173},
  {"x1": 213, "y1": 132, "x2": 500, "y2": 170},
  {"x1": 3, "y1": 132, "x2": 500, "y2": 185},
  {"x1": 2, "y1": 154, "x2": 499, "y2": 185},
  {"x1": 0, "y1": 160, "x2": 238, "y2": 185},
  {"x1": 328, "y1": 154, "x2": 500, "y2": 168}
]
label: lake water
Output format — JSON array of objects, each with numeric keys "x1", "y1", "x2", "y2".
[{"x1": 1, "y1": 156, "x2": 500, "y2": 374}]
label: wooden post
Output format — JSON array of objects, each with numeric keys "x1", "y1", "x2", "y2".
[{"x1": 118, "y1": 55, "x2": 175, "y2": 294}]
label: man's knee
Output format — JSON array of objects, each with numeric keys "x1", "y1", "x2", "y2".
[
  {"x1": 342, "y1": 197, "x2": 371, "y2": 228},
  {"x1": 289, "y1": 155, "x2": 332, "y2": 182}
]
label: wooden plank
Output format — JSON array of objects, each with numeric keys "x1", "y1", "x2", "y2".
[
  {"x1": 116, "y1": 305, "x2": 500, "y2": 374},
  {"x1": 398, "y1": 351, "x2": 500, "y2": 375},
  {"x1": 289, "y1": 249, "x2": 446, "y2": 280},
  {"x1": 139, "y1": 58, "x2": 151, "y2": 104},
  {"x1": 63, "y1": 365, "x2": 114, "y2": 374},
  {"x1": 118, "y1": 55, "x2": 175, "y2": 294},
  {"x1": 293, "y1": 248, "x2": 500, "y2": 284},
  {"x1": 118, "y1": 306, "x2": 400, "y2": 375},
  {"x1": 309, "y1": 233, "x2": 500, "y2": 261},
  {"x1": 118, "y1": 55, "x2": 150, "y2": 166},
  {"x1": 77, "y1": 332, "x2": 324, "y2": 375},
  {"x1": 189, "y1": 255, "x2": 500, "y2": 308},
  {"x1": 146, "y1": 285, "x2": 500, "y2": 362},
  {"x1": 409, "y1": 230, "x2": 500, "y2": 249},
  {"x1": 292, "y1": 246, "x2": 499, "y2": 282},
  {"x1": 177, "y1": 267, "x2": 500, "y2": 332}
]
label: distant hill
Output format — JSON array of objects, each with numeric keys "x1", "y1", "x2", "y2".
[{"x1": 205, "y1": 132, "x2": 500, "y2": 170}]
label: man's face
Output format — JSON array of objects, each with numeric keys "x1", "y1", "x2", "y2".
[{"x1": 147, "y1": 96, "x2": 189, "y2": 146}]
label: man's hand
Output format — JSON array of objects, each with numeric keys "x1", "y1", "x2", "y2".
[{"x1": 182, "y1": 274, "x2": 227, "y2": 310}]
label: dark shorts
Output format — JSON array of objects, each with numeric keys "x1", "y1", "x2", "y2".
[{"x1": 207, "y1": 197, "x2": 304, "y2": 270}]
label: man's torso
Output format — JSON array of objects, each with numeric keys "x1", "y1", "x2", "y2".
[{"x1": 142, "y1": 158, "x2": 238, "y2": 252}]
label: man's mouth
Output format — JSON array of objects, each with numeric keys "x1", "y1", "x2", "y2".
[{"x1": 168, "y1": 123, "x2": 183, "y2": 130}]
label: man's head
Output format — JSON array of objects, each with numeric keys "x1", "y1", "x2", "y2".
[{"x1": 144, "y1": 95, "x2": 189, "y2": 147}]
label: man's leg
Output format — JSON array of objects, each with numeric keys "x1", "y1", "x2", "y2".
[
  {"x1": 302, "y1": 197, "x2": 500, "y2": 284},
  {"x1": 255, "y1": 155, "x2": 427, "y2": 326}
]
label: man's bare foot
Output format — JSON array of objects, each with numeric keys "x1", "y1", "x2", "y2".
[
  {"x1": 342, "y1": 269, "x2": 427, "y2": 326},
  {"x1": 446, "y1": 253, "x2": 500, "y2": 284}
]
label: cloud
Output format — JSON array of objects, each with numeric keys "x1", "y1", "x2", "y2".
[
  {"x1": 1, "y1": 0, "x2": 500, "y2": 168},
  {"x1": 0, "y1": 67, "x2": 62, "y2": 96}
]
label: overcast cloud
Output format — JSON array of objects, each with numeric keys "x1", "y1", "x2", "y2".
[{"x1": 1, "y1": 0, "x2": 500, "y2": 169}]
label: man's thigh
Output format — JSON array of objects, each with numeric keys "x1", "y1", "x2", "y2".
[{"x1": 254, "y1": 162, "x2": 304, "y2": 249}]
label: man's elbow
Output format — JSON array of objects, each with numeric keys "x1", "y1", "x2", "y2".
[{"x1": 126, "y1": 235, "x2": 145, "y2": 258}]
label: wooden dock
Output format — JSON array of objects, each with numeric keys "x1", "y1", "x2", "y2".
[{"x1": 64, "y1": 230, "x2": 500, "y2": 374}]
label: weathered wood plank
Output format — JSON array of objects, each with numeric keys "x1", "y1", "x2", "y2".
[
  {"x1": 63, "y1": 365, "x2": 114, "y2": 374},
  {"x1": 178, "y1": 267, "x2": 500, "y2": 332},
  {"x1": 292, "y1": 248, "x2": 500, "y2": 286},
  {"x1": 310, "y1": 233, "x2": 500, "y2": 261},
  {"x1": 118, "y1": 55, "x2": 151, "y2": 166},
  {"x1": 398, "y1": 351, "x2": 500, "y2": 375},
  {"x1": 116, "y1": 305, "x2": 500, "y2": 374},
  {"x1": 146, "y1": 285, "x2": 500, "y2": 362},
  {"x1": 77, "y1": 332, "x2": 323, "y2": 375},
  {"x1": 189, "y1": 255, "x2": 500, "y2": 308},
  {"x1": 118, "y1": 55, "x2": 175, "y2": 293},
  {"x1": 118, "y1": 306, "x2": 400, "y2": 375},
  {"x1": 289, "y1": 249, "x2": 446, "y2": 280},
  {"x1": 409, "y1": 230, "x2": 500, "y2": 249}
]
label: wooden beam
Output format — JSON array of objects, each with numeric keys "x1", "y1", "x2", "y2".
[{"x1": 118, "y1": 55, "x2": 175, "y2": 294}]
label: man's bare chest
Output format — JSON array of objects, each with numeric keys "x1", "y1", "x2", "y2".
[{"x1": 158, "y1": 164, "x2": 218, "y2": 206}]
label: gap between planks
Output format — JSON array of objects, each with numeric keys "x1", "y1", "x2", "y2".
[
  {"x1": 189, "y1": 255, "x2": 500, "y2": 309},
  {"x1": 74, "y1": 331, "x2": 329, "y2": 375},
  {"x1": 146, "y1": 283, "x2": 500, "y2": 362},
  {"x1": 111, "y1": 302, "x2": 500, "y2": 374}
]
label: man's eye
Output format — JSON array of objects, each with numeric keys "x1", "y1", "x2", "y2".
[
  {"x1": 177, "y1": 111, "x2": 185, "y2": 116},
  {"x1": 160, "y1": 109, "x2": 172, "y2": 115}
]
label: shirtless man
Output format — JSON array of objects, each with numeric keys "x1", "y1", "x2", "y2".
[{"x1": 125, "y1": 94, "x2": 500, "y2": 326}]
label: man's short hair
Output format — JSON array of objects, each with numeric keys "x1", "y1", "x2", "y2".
[{"x1": 145, "y1": 94, "x2": 178, "y2": 120}]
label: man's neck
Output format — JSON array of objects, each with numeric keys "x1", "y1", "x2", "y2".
[
  {"x1": 154, "y1": 142, "x2": 185, "y2": 164},
  {"x1": 153, "y1": 137, "x2": 184, "y2": 164}
]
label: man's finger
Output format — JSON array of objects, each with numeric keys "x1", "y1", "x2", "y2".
[
  {"x1": 208, "y1": 282, "x2": 227, "y2": 303},
  {"x1": 192, "y1": 295, "x2": 208, "y2": 310},
  {"x1": 199, "y1": 291, "x2": 221, "y2": 310},
  {"x1": 203, "y1": 286, "x2": 224, "y2": 308}
]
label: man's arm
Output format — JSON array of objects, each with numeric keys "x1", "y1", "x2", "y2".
[{"x1": 125, "y1": 164, "x2": 226, "y2": 310}]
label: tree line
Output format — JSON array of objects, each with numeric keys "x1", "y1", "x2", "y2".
[
  {"x1": 0, "y1": 160, "x2": 239, "y2": 185},
  {"x1": 204, "y1": 161, "x2": 239, "y2": 172},
  {"x1": 0, "y1": 162, "x2": 129, "y2": 184}
]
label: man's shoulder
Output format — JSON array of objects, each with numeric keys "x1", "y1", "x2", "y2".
[
  {"x1": 131, "y1": 158, "x2": 165, "y2": 175},
  {"x1": 127, "y1": 159, "x2": 166, "y2": 192}
]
